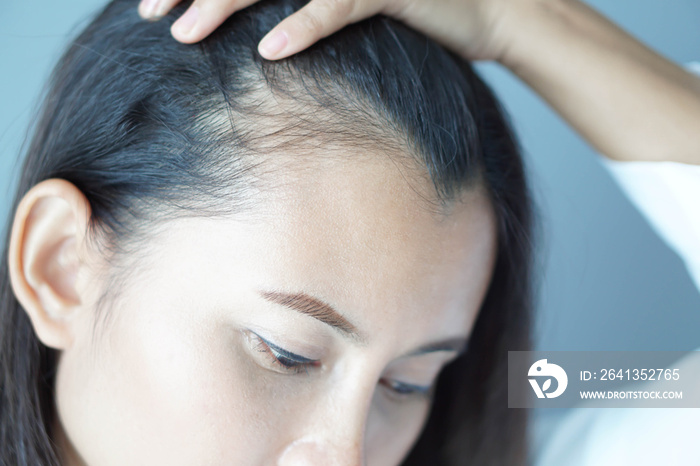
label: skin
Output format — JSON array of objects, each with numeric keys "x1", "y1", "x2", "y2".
[
  {"x1": 9, "y1": 154, "x2": 497, "y2": 465},
  {"x1": 139, "y1": 0, "x2": 700, "y2": 165}
]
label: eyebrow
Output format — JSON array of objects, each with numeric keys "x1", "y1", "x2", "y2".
[
  {"x1": 405, "y1": 338, "x2": 469, "y2": 357},
  {"x1": 259, "y1": 290, "x2": 363, "y2": 340},
  {"x1": 258, "y1": 290, "x2": 469, "y2": 356}
]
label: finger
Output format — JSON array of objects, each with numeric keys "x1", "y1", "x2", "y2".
[
  {"x1": 138, "y1": 0, "x2": 183, "y2": 21},
  {"x1": 171, "y1": 0, "x2": 260, "y2": 43},
  {"x1": 258, "y1": 0, "x2": 385, "y2": 60}
]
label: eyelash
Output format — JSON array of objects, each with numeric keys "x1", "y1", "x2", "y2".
[
  {"x1": 250, "y1": 332, "x2": 320, "y2": 375},
  {"x1": 250, "y1": 332, "x2": 434, "y2": 399},
  {"x1": 380, "y1": 379, "x2": 434, "y2": 400}
]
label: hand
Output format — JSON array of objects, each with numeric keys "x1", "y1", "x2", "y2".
[
  {"x1": 137, "y1": 0, "x2": 517, "y2": 62},
  {"x1": 139, "y1": 1, "x2": 700, "y2": 164}
]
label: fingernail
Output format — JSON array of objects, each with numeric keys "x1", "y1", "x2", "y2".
[
  {"x1": 139, "y1": 0, "x2": 159, "y2": 19},
  {"x1": 173, "y1": 6, "x2": 199, "y2": 36},
  {"x1": 259, "y1": 30, "x2": 288, "y2": 58}
]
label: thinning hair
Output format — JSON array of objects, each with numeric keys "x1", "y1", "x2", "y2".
[{"x1": 0, "y1": 1, "x2": 536, "y2": 464}]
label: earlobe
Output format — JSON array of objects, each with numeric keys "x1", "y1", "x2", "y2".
[{"x1": 8, "y1": 179, "x2": 92, "y2": 350}]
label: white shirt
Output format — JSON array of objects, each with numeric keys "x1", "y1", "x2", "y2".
[{"x1": 535, "y1": 62, "x2": 700, "y2": 466}]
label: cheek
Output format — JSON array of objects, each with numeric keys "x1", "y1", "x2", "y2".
[
  {"x1": 366, "y1": 392, "x2": 432, "y2": 465},
  {"x1": 54, "y1": 299, "x2": 279, "y2": 465}
]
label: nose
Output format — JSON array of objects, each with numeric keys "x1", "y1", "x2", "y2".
[
  {"x1": 276, "y1": 437, "x2": 364, "y2": 466},
  {"x1": 274, "y1": 385, "x2": 371, "y2": 466}
]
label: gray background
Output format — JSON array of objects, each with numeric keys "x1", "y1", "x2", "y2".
[{"x1": 2, "y1": 0, "x2": 699, "y2": 459}]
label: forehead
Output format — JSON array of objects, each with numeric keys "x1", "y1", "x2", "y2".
[
  {"x1": 249, "y1": 153, "x2": 496, "y2": 339},
  {"x1": 144, "y1": 152, "x2": 497, "y2": 349}
]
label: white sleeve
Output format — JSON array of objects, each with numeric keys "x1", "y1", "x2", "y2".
[
  {"x1": 535, "y1": 62, "x2": 700, "y2": 466},
  {"x1": 596, "y1": 61, "x2": 700, "y2": 292}
]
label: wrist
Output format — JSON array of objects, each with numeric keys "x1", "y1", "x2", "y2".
[{"x1": 495, "y1": 0, "x2": 568, "y2": 70}]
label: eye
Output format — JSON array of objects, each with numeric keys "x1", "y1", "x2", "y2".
[
  {"x1": 246, "y1": 330, "x2": 320, "y2": 375},
  {"x1": 380, "y1": 378, "x2": 434, "y2": 401}
]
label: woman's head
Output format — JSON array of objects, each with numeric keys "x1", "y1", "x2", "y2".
[{"x1": 0, "y1": 0, "x2": 534, "y2": 464}]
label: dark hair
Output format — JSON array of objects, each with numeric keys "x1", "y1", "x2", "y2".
[{"x1": 0, "y1": 0, "x2": 536, "y2": 464}]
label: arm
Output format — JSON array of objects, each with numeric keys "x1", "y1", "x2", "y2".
[
  {"x1": 498, "y1": 0, "x2": 700, "y2": 165},
  {"x1": 140, "y1": 0, "x2": 700, "y2": 164}
]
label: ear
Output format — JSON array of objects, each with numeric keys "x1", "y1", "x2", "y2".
[{"x1": 8, "y1": 179, "x2": 93, "y2": 350}]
